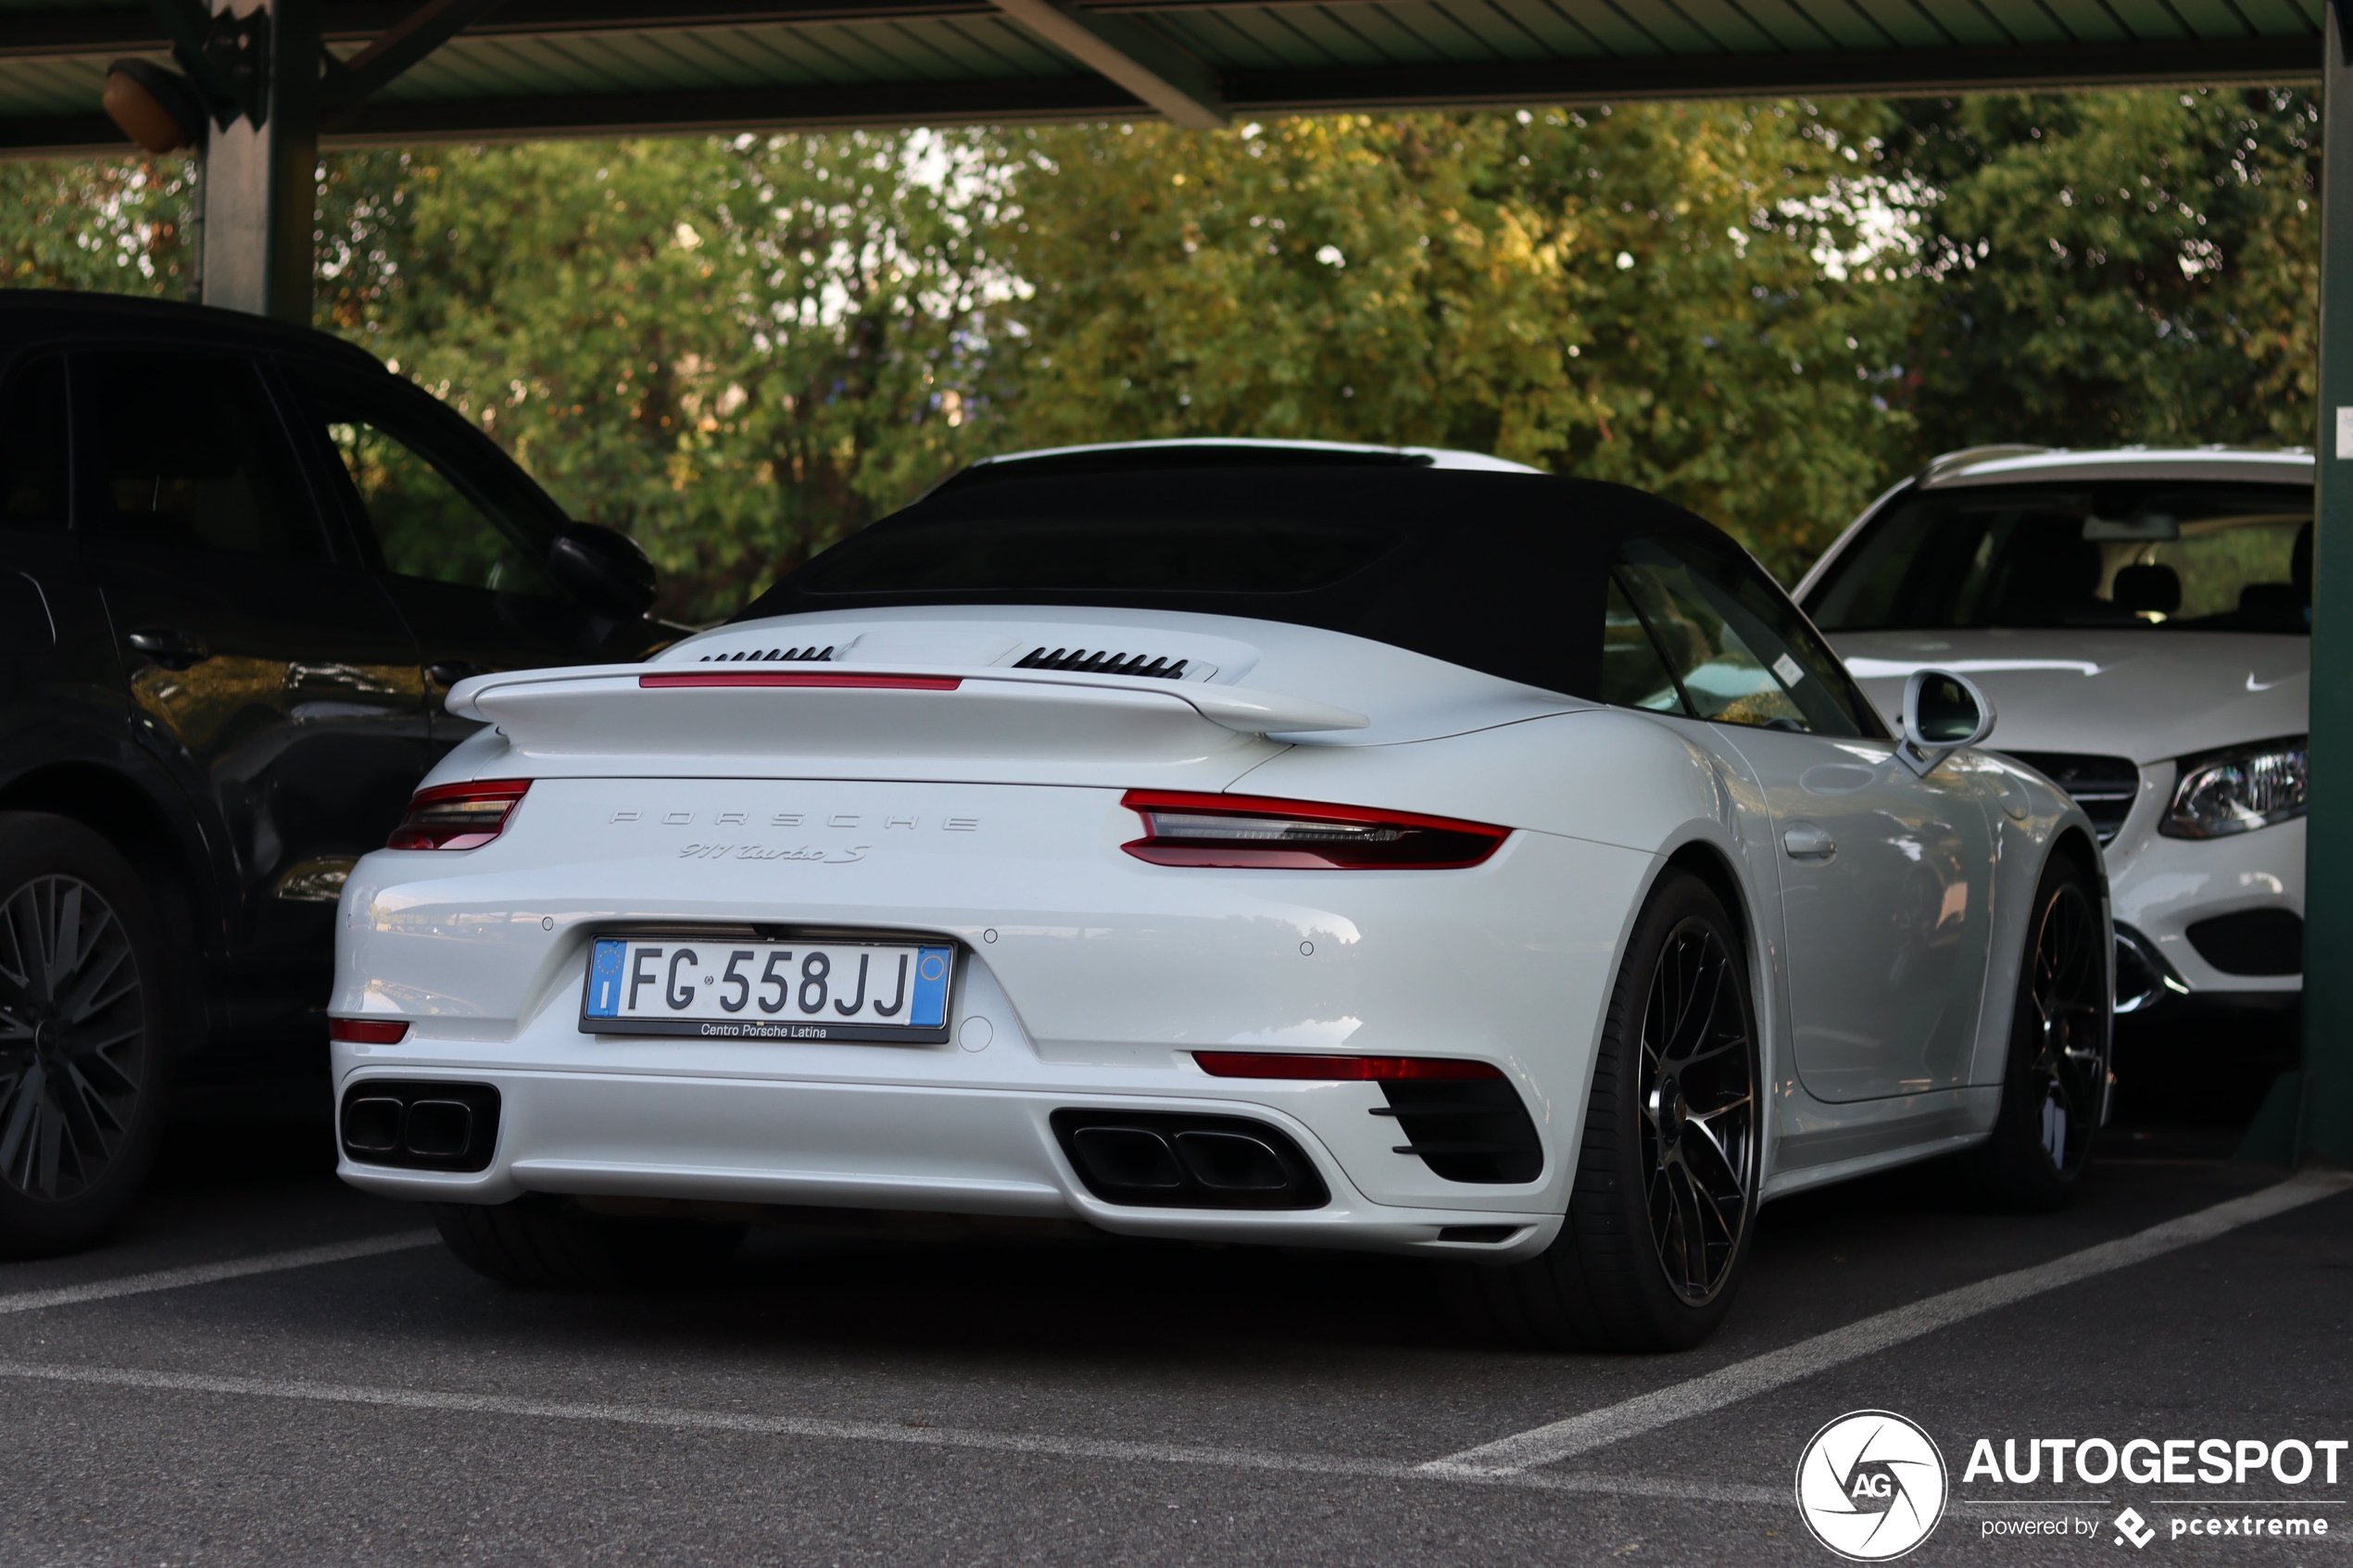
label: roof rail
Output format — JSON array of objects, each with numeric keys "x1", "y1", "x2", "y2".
[{"x1": 1918, "y1": 445, "x2": 2055, "y2": 486}]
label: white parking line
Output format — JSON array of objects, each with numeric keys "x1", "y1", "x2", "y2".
[
  {"x1": 0, "y1": 1357, "x2": 1783, "y2": 1505},
  {"x1": 1422, "y1": 1170, "x2": 2353, "y2": 1477},
  {"x1": 0, "y1": 1231, "x2": 438, "y2": 1317}
]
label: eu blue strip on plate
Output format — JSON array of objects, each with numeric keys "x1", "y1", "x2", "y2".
[{"x1": 586, "y1": 938, "x2": 628, "y2": 1018}]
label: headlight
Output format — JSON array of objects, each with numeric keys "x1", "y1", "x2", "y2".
[{"x1": 2161, "y1": 737, "x2": 2307, "y2": 839}]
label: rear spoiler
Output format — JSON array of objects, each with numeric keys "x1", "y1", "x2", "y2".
[{"x1": 445, "y1": 662, "x2": 1369, "y2": 746}]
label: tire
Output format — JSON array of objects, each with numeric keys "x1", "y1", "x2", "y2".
[
  {"x1": 1446, "y1": 869, "x2": 1762, "y2": 1351},
  {"x1": 1966, "y1": 849, "x2": 2108, "y2": 1210},
  {"x1": 0, "y1": 813, "x2": 173, "y2": 1257},
  {"x1": 433, "y1": 1195, "x2": 746, "y2": 1289}
]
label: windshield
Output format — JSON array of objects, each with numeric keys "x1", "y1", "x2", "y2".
[{"x1": 1804, "y1": 481, "x2": 2310, "y2": 634}]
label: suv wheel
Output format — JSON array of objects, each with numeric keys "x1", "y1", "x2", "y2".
[{"x1": 0, "y1": 813, "x2": 171, "y2": 1254}]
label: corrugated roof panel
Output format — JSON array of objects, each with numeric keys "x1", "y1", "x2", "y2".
[
  {"x1": 1528, "y1": 0, "x2": 1680, "y2": 53},
  {"x1": 2159, "y1": 0, "x2": 2263, "y2": 35},
  {"x1": 1827, "y1": 0, "x2": 1960, "y2": 48},
  {"x1": 1642, "y1": 0, "x2": 1772, "y2": 52},
  {"x1": 1247, "y1": 4, "x2": 1443, "y2": 65},
  {"x1": 1415, "y1": 0, "x2": 1578, "y2": 56},
  {"x1": 1772, "y1": 0, "x2": 1901, "y2": 49},
  {"x1": 1721, "y1": 0, "x2": 1845, "y2": 50},
  {"x1": 0, "y1": 56, "x2": 94, "y2": 116},
  {"x1": 2104, "y1": 0, "x2": 2198, "y2": 39},
  {"x1": 2029, "y1": 0, "x2": 2153, "y2": 41},
  {"x1": 1353, "y1": 0, "x2": 1521, "y2": 60},
  {"x1": 1465, "y1": 0, "x2": 1618, "y2": 55},
  {"x1": 2231, "y1": 0, "x2": 2321, "y2": 32},
  {"x1": 1157, "y1": 9, "x2": 1352, "y2": 70},
  {"x1": 1962, "y1": 0, "x2": 2077, "y2": 45}
]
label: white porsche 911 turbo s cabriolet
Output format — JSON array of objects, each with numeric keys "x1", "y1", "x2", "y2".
[{"x1": 330, "y1": 440, "x2": 2108, "y2": 1350}]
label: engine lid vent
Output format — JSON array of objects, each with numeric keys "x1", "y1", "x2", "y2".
[
  {"x1": 700, "y1": 645, "x2": 835, "y2": 663},
  {"x1": 1014, "y1": 646, "x2": 1193, "y2": 679}
]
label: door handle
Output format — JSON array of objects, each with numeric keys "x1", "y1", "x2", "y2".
[
  {"x1": 1781, "y1": 825, "x2": 1837, "y2": 859},
  {"x1": 428, "y1": 660, "x2": 491, "y2": 687},
  {"x1": 126, "y1": 628, "x2": 209, "y2": 671}
]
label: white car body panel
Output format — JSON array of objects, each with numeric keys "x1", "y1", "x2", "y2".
[
  {"x1": 1799, "y1": 447, "x2": 2308, "y2": 999},
  {"x1": 335, "y1": 591, "x2": 2094, "y2": 1249}
]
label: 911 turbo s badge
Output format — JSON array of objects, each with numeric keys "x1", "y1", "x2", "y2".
[{"x1": 676, "y1": 842, "x2": 870, "y2": 863}]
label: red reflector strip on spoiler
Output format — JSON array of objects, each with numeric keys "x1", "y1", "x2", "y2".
[
  {"x1": 640, "y1": 672, "x2": 962, "y2": 691},
  {"x1": 1193, "y1": 1051, "x2": 1503, "y2": 1081},
  {"x1": 330, "y1": 1019, "x2": 409, "y2": 1045}
]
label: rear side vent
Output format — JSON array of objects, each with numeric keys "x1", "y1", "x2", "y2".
[
  {"x1": 699, "y1": 646, "x2": 835, "y2": 663},
  {"x1": 1375, "y1": 1079, "x2": 1543, "y2": 1184},
  {"x1": 1996, "y1": 751, "x2": 2139, "y2": 844},
  {"x1": 340, "y1": 1081, "x2": 501, "y2": 1172},
  {"x1": 1015, "y1": 647, "x2": 1189, "y2": 679},
  {"x1": 1050, "y1": 1110, "x2": 1327, "y2": 1209}
]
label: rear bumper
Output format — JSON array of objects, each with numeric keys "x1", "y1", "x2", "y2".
[{"x1": 333, "y1": 1055, "x2": 1563, "y2": 1260}]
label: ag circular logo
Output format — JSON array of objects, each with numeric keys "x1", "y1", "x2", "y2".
[{"x1": 1795, "y1": 1410, "x2": 1948, "y2": 1562}]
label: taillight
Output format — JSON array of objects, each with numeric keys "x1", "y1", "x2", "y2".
[
  {"x1": 330, "y1": 1019, "x2": 409, "y2": 1045},
  {"x1": 387, "y1": 779, "x2": 531, "y2": 850},
  {"x1": 1194, "y1": 1052, "x2": 1504, "y2": 1080},
  {"x1": 1120, "y1": 790, "x2": 1507, "y2": 870}
]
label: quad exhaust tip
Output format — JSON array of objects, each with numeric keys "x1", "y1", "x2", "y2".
[
  {"x1": 340, "y1": 1081, "x2": 501, "y2": 1173},
  {"x1": 1051, "y1": 1110, "x2": 1328, "y2": 1210}
]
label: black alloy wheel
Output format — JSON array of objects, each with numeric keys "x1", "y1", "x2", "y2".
[
  {"x1": 0, "y1": 814, "x2": 170, "y2": 1253},
  {"x1": 1444, "y1": 869, "x2": 1761, "y2": 1351},
  {"x1": 1638, "y1": 916, "x2": 1758, "y2": 1306},
  {"x1": 1969, "y1": 850, "x2": 2108, "y2": 1209}
]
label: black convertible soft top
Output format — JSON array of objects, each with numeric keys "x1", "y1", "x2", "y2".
[{"x1": 736, "y1": 466, "x2": 1736, "y2": 703}]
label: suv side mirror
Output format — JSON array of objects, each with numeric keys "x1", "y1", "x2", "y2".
[
  {"x1": 1899, "y1": 668, "x2": 1995, "y2": 776},
  {"x1": 547, "y1": 523, "x2": 657, "y2": 619}
]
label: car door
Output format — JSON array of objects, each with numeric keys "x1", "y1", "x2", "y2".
[
  {"x1": 1613, "y1": 534, "x2": 1996, "y2": 1103},
  {"x1": 70, "y1": 347, "x2": 431, "y2": 990},
  {"x1": 275, "y1": 359, "x2": 670, "y2": 747}
]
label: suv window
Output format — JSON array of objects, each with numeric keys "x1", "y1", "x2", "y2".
[
  {"x1": 0, "y1": 356, "x2": 68, "y2": 530},
  {"x1": 1806, "y1": 481, "x2": 2312, "y2": 634},
  {"x1": 284, "y1": 365, "x2": 560, "y2": 597},
  {"x1": 1611, "y1": 536, "x2": 1881, "y2": 738},
  {"x1": 78, "y1": 351, "x2": 326, "y2": 560}
]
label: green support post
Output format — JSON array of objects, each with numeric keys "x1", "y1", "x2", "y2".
[{"x1": 2304, "y1": 0, "x2": 2353, "y2": 1165}]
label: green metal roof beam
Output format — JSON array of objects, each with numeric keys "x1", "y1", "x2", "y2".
[{"x1": 987, "y1": 0, "x2": 1227, "y2": 128}]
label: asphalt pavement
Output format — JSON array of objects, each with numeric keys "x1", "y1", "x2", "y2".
[{"x1": 0, "y1": 1079, "x2": 2344, "y2": 1568}]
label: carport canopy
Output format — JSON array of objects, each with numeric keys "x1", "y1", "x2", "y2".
[{"x1": 2, "y1": 0, "x2": 2349, "y2": 1165}]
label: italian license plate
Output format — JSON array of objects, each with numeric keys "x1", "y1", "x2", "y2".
[{"x1": 581, "y1": 936, "x2": 954, "y2": 1042}]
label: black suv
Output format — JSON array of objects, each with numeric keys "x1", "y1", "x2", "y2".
[{"x1": 0, "y1": 291, "x2": 677, "y2": 1251}]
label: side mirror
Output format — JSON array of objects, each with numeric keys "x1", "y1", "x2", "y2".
[
  {"x1": 1899, "y1": 668, "x2": 1995, "y2": 776},
  {"x1": 547, "y1": 523, "x2": 657, "y2": 619}
]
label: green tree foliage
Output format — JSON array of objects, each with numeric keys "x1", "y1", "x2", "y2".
[
  {"x1": 0, "y1": 154, "x2": 195, "y2": 294},
  {"x1": 1887, "y1": 87, "x2": 2320, "y2": 453},
  {"x1": 315, "y1": 135, "x2": 1016, "y2": 618},
  {"x1": 1000, "y1": 106, "x2": 1911, "y2": 576},
  {"x1": 0, "y1": 89, "x2": 2323, "y2": 612}
]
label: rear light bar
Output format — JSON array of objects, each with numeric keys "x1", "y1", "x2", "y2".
[
  {"x1": 1194, "y1": 1052, "x2": 1504, "y2": 1081},
  {"x1": 1120, "y1": 790, "x2": 1508, "y2": 870},
  {"x1": 640, "y1": 672, "x2": 961, "y2": 691},
  {"x1": 330, "y1": 1019, "x2": 409, "y2": 1045},
  {"x1": 387, "y1": 779, "x2": 531, "y2": 850}
]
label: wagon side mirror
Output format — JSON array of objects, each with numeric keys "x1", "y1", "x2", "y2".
[
  {"x1": 547, "y1": 522, "x2": 657, "y2": 619},
  {"x1": 1899, "y1": 668, "x2": 1995, "y2": 777}
]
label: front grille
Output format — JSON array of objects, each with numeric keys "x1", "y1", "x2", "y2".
[
  {"x1": 1377, "y1": 1079, "x2": 1543, "y2": 1184},
  {"x1": 698, "y1": 645, "x2": 835, "y2": 662},
  {"x1": 1014, "y1": 646, "x2": 1189, "y2": 679},
  {"x1": 1995, "y1": 751, "x2": 2139, "y2": 844}
]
